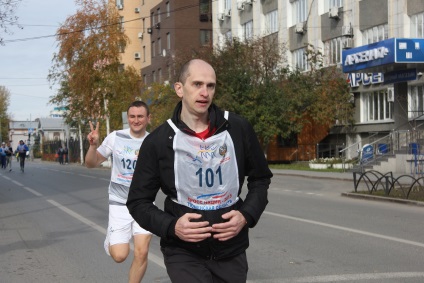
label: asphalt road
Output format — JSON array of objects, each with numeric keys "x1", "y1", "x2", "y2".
[{"x1": 1, "y1": 160, "x2": 424, "y2": 283}]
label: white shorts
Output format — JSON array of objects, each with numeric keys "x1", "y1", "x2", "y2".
[{"x1": 105, "y1": 204, "x2": 151, "y2": 255}]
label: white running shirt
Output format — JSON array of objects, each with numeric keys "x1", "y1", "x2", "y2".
[{"x1": 97, "y1": 128, "x2": 148, "y2": 204}]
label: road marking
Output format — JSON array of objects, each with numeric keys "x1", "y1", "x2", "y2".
[
  {"x1": 277, "y1": 272, "x2": 424, "y2": 282},
  {"x1": 0, "y1": 173, "x2": 165, "y2": 269},
  {"x1": 46, "y1": 199, "x2": 165, "y2": 269},
  {"x1": 264, "y1": 211, "x2": 424, "y2": 248}
]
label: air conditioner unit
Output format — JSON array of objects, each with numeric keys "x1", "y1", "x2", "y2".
[
  {"x1": 117, "y1": 4, "x2": 123, "y2": 10},
  {"x1": 138, "y1": 32, "x2": 143, "y2": 39},
  {"x1": 295, "y1": 22, "x2": 305, "y2": 34},
  {"x1": 387, "y1": 86, "x2": 395, "y2": 102},
  {"x1": 217, "y1": 13, "x2": 225, "y2": 21},
  {"x1": 237, "y1": 1, "x2": 245, "y2": 11},
  {"x1": 155, "y1": 23, "x2": 160, "y2": 29},
  {"x1": 134, "y1": 52, "x2": 141, "y2": 59},
  {"x1": 343, "y1": 38, "x2": 353, "y2": 49},
  {"x1": 224, "y1": 9, "x2": 231, "y2": 17},
  {"x1": 147, "y1": 27, "x2": 153, "y2": 34},
  {"x1": 329, "y1": 6, "x2": 339, "y2": 19},
  {"x1": 135, "y1": 7, "x2": 140, "y2": 13},
  {"x1": 164, "y1": 80, "x2": 170, "y2": 86},
  {"x1": 342, "y1": 25, "x2": 353, "y2": 37}
]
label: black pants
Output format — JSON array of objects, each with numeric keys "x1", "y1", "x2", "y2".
[
  {"x1": 162, "y1": 246, "x2": 248, "y2": 283},
  {"x1": 19, "y1": 155, "x2": 26, "y2": 169}
]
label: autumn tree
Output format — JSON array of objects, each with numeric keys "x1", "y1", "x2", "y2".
[
  {"x1": 49, "y1": 0, "x2": 141, "y2": 137},
  {"x1": 0, "y1": 86, "x2": 10, "y2": 142},
  {"x1": 0, "y1": 0, "x2": 22, "y2": 45}
]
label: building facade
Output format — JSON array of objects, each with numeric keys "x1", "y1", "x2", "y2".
[
  {"x1": 212, "y1": 0, "x2": 424, "y2": 162},
  {"x1": 115, "y1": 0, "x2": 213, "y2": 85}
]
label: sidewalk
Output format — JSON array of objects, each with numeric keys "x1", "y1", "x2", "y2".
[{"x1": 270, "y1": 168, "x2": 424, "y2": 207}]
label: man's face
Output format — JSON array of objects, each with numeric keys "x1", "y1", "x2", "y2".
[
  {"x1": 127, "y1": 106, "x2": 150, "y2": 135},
  {"x1": 175, "y1": 60, "x2": 216, "y2": 117}
]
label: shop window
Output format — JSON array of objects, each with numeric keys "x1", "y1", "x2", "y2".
[{"x1": 362, "y1": 90, "x2": 393, "y2": 122}]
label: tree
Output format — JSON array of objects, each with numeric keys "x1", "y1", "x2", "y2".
[
  {"x1": 49, "y1": 0, "x2": 141, "y2": 138},
  {"x1": 0, "y1": 0, "x2": 22, "y2": 45},
  {"x1": 142, "y1": 37, "x2": 354, "y2": 154},
  {"x1": 0, "y1": 85, "x2": 11, "y2": 142}
]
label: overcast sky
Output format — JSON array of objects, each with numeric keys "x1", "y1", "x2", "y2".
[{"x1": 0, "y1": 0, "x2": 77, "y2": 121}]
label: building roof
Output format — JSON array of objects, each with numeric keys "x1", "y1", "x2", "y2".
[
  {"x1": 9, "y1": 120, "x2": 37, "y2": 130},
  {"x1": 37, "y1": 118, "x2": 67, "y2": 130}
]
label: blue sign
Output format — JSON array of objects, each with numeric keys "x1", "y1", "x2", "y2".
[
  {"x1": 395, "y1": 38, "x2": 424, "y2": 63},
  {"x1": 383, "y1": 68, "x2": 416, "y2": 84},
  {"x1": 361, "y1": 144, "x2": 373, "y2": 163},
  {"x1": 342, "y1": 38, "x2": 424, "y2": 73},
  {"x1": 343, "y1": 38, "x2": 395, "y2": 73}
]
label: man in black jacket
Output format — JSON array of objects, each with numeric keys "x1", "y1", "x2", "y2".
[{"x1": 127, "y1": 59, "x2": 272, "y2": 283}]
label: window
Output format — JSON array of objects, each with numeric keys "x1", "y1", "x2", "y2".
[
  {"x1": 411, "y1": 12, "x2": 424, "y2": 38},
  {"x1": 225, "y1": 30, "x2": 232, "y2": 41},
  {"x1": 200, "y1": 0, "x2": 210, "y2": 14},
  {"x1": 118, "y1": 40, "x2": 125, "y2": 53},
  {"x1": 409, "y1": 85, "x2": 424, "y2": 119},
  {"x1": 224, "y1": 0, "x2": 231, "y2": 11},
  {"x1": 116, "y1": 0, "x2": 123, "y2": 6},
  {"x1": 118, "y1": 64, "x2": 125, "y2": 73},
  {"x1": 143, "y1": 46, "x2": 146, "y2": 62},
  {"x1": 362, "y1": 90, "x2": 393, "y2": 122},
  {"x1": 158, "y1": 38, "x2": 161, "y2": 55},
  {"x1": 119, "y1": 16, "x2": 124, "y2": 31},
  {"x1": 242, "y1": 20, "x2": 253, "y2": 40},
  {"x1": 157, "y1": 8, "x2": 161, "y2": 23},
  {"x1": 159, "y1": 68, "x2": 162, "y2": 82},
  {"x1": 325, "y1": 0, "x2": 343, "y2": 11},
  {"x1": 200, "y1": 30, "x2": 211, "y2": 46},
  {"x1": 167, "y1": 32, "x2": 171, "y2": 49},
  {"x1": 324, "y1": 37, "x2": 342, "y2": 65},
  {"x1": 166, "y1": 2, "x2": 170, "y2": 17},
  {"x1": 292, "y1": 0, "x2": 307, "y2": 24},
  {"x1": 153, "y1": 71, "x2": 156, "y2": 82},
  {"x1": 151, "y1": 12, "x2": 155, "y2": 25},
  {"x1": 362, "y1": 24, "x2": 388, "y2": 44},
  {"x1": 265, "y1": 10, "x2": 278, "y2": 34},
  {"x1": 293, "y1": 48, "x2": 308, "y2": 71},
  {"x1": 152, "y1": 41, "x2": 155, "y2": 57}
]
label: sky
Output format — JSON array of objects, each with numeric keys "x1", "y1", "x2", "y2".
[{"x1": 0, "y1": 0, "x2": 77, "y2": 121}]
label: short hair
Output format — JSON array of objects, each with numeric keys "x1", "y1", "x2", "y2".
[
  {"x1": 127, "y1": 100, "x2": 150, "y2": 115},
  {"x1": 178, "y1": 59, "x2": 213, "y2": 85}
]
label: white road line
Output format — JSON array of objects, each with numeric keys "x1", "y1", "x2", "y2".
[
  {"x1": 277, "y1": 272, "x2": 424, "y2": 282},
  {"x1": 264, "y1": 211, "x2": 424, "y2": 248},
  {"x1": 79, "y1": 174, "x2": 97, "y2": 178},
  {"x1": 23, "y1": 186, "x2": 43, "y2": 197},
  {"x1": 45, "y1": 198, "x2": 165, "y2": 269}
]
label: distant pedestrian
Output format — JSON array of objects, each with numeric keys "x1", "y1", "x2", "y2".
[
  {"x1": 0, "y1": 142, "x2": 6, "y2": 169},
  {"x1": 5, "y1": 141, "x2": 13, "y2": 171},
  {"x1": 63, "y1": 146, "x2": 69, "y2": 164},
  {"x1": 57, "y1": 146, "x2": 64, "y2": 164},
  {"x1": 16, "y1": 140, "x2": 29, "y2": 172}
]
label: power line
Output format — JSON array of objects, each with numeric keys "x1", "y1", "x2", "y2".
[{"x1": 2, "y1": 2, "x2": 205, "y2": 44}]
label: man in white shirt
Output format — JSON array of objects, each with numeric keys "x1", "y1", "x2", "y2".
[{"x1": 85, "y1": 101, "x2": 152, "y2": 283}]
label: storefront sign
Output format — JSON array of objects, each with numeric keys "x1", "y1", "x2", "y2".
[
  {"x1": 342, "y1": 38, "x2": 424, "y2": 73},
  {"x1": 347, "y1": 72, "x2": 384, "y2": 88},
  {"x1": 383, "y1": 69, "x2": 417, "y2": 84}
]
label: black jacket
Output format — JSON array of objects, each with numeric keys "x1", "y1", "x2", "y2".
[{"x1": 127, "y1": 102, "x2": 272, "y2": 259}]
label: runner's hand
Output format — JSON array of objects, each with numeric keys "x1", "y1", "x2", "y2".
[
  {"x1": 175, "y1": 213, "x2": 212, "y2": 242},
  {"x1": 87, "y1": 121, "x2": 100, "y2": 146},
  {"x1": 211, "y1": 210, "x2": 247, "y2": 241}
]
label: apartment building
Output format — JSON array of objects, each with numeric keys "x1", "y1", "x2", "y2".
[
  {"x1": 115, "y1": 0, "x2": 213, "y2": 85},
  {"x1": 213, "y1": 0, "x2": 424, "y2": 162}
]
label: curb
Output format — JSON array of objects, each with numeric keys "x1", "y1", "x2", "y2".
[{"x1": 341, "y1": 192, "x2": 424, "y2": 207}]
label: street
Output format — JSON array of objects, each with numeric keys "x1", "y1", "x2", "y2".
[{"x1": 1, "y1": 160, "x2": 424, "y2": 282}]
